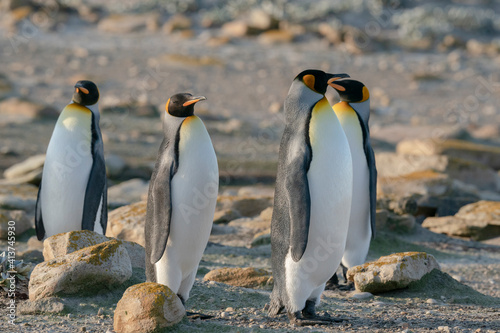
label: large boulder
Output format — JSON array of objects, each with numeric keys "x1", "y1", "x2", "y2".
[
  {"x1": 396, "y1": 139, "x2": 500, "y2": 170},
  {"x1": 347, "y1": 252, "x2": 440, "y2": 293},
  {"x1": 203, "y1": 267, "x2": 272, "y2": 289},
  {"x1": 422, "y1": 201, "x2": 500, "y2": 240},
  {"x1": 106, "y1": 201, "x2": 147, "y2": 246},
  {"x1": 114, "y1": 282, "x2": 185, "y2": 333},
  {"x1": 43, "y1": 230, "x2": 145, "y2": 269},
  {"x1": 0, "y1": 209, "x2": 32, "y2": 239},
  {"x1": 29, "y1": 239, "x2": 132, "y2": 300}
]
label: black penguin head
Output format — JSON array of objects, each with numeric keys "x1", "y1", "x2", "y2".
[
  {"x1": 329, "y1": 79, "x2": 370, "y2": 103},
  {"x1": 72, "y1": 80, "x2": 99, "y2": 106},
  {"x1": 166, "y1": 93, "x2": 206, "y2": 117},
  {"x1": 294, "y1": 69, "x2": 350, "y2": 95}
]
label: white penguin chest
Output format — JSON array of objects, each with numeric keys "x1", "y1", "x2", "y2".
[{"x1": 306, "y1": 98, "x2": 353, "y2": 247}]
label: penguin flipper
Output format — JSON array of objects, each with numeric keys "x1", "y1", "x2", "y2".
[
  {"x1": 286, "y1": 140, "x2": 312, "y2": 262},
  {"x1": 35, "y1": 182, "x2": 45, "y2": 240},
  {"x1": 82, "y1": 112, "x2": 107, "y2": 233},
  {"x1": 366, "y1": 142, "x2": 377, "y2": 238}
]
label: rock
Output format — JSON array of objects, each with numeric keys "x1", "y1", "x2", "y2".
[
  {"x1": 318, "y1": 21, "x2": 343, "y2": 45},
  {"x1": 228, "y1": 216, "x2": 271, "y2": 231},
  {"x1": 247, "y1": 9, "x2": 279, "y2": 31},
  {"x1": 417, "y1": 195, "x2": 477, "y2": 217},
  {"x1": 220, "y1": 196, "x2": 272, "y2": 217},
  {"x1": 18, "y1": 297, "x2": 66, "y2": 314},
  {"x1": 0, "y1": 97, "x2": 58, "y2": 118},
  {"x1": 250, "y1": 229, "x2": 270, "y2": 247},
  {"x1": 385, "y1": 213, "x2": 416, "y2": 233},
  {"x1": 106, "y1": 201, "x2": 147, "y2": 246},
  {"x1": 98, "y1": 13, "x2": 159, "y2": 33},
  {"x1": 347, "y1": 252, "x2": 440, "y2": 293},
  {"x1": 396, "y1": 139, "x2": 500, "y2": 171},
  {"x1": 0, "y1": 183, "x2": 38, "y2": 212},
  {"x1": 376, "y1": 152, "x2": 500, "y2": 191},
  {"x1": 105, "y1": 154, "x2": 127, "y2": 179},
  {"x1": 29, "y1": 239, "x2": 132, "y2": 301},
  {"x1": 43, "y1": 230, "x2": 145, "y2": 269},
  {"x1": 387, "y1": 196, "x2": 419, "y2": 216},
  {"x1": 351, "y1": 292, "x2": 373, "y2": 300},
  {"x1": 3, "y1": 154, "x2": 45, "y2": 185},
  {"x1": 259, "y1": 207, "x2": 273, "y2": 221},
  {"x1": 113, "y1": 282, "x2": 185, "y2": 333},
  {"x1": 163, "y1": 14, "x2": 192, "y2": 34},
  {"x1": 221, "y1": 20, "x2": 255, "y2": 38},
  {"x1": 108, "y1": 178, "x2": 149, "y2": 207},
  {"x1": 258, "y1": 29, "x2": 294, "y2": 45},
  {"x1": 422, "y1": 201, "x2": 500, "y2": 241},
  {"x1": 213, "y1": 208, "x2": 241, "y2": 224},
  {"x1": 204, "y1": 267, "x2": 272, "y2": 289},
  {"x1": 0, "y1": 209, "x2": 32, "y2": 238},
  {"x1": 237, "y1": 186, "x2": 274, "y2": 197},
  {"x1": 375, "y1": 209, "x2": 389, "y2": 229}
]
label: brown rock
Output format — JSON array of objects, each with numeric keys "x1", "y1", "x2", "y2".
[
  {"x1": 247, "y1": 9, "x2": 279, "y2": 31},
  {"x1": 106, "y1": 201, "x2": 147, "y2": 246},
  {"x1": 258, "y1": 29, "x2": 294, "y2": 45},
  {"x1": 98, "y1": 13, "x2": 160, "y2": 33},
  {"x1": 0, "y1": 97, "x2": 58, "y2": 118},
  {"x1": 213, "y1": 208, "x2": 241, "y2": 224},
  {"x1": 221, "y1": 20, "x2": 253, "y2": 38},
  {"x1": 204, "y1": 267, "x2": 272, "y2": 289},
  {"x1": 114, "y1": 282, "x2": 185, "y2": 333}
]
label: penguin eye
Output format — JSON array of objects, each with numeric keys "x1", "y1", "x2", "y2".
[{"x1": 302, "y1": 74, "x2": 316, "y2": 92}]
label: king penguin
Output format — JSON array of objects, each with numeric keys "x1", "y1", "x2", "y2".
[
  {"x1": 268, "y1": 70, "x2": 353, "y2": 325},
  {"x1": 35, "y1": 80, "x2": 107, "y2": 240},
  {"x1": 145, "y1": 93, "x2": 218, "y2": 307},
  {"x1": 327, "y1": 79, "x2": 377, "y2": 289}
]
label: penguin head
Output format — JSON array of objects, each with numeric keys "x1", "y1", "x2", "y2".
[
  {"x1": 329, "y1": 79, "x2": 370, "y2": 103},
  {"x1": 72, "y1": 80, "x2": 99, "y2": 106},
  {"x1": 294, "y1": 70, "x2": 350, "y2": 95},
  {"x1": 166, "y1": 93, "x2": 207, "y2": 117}
]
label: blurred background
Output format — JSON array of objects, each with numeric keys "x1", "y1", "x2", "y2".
[{"x1": 1, "y1": 0, "x2": 499, "y2": 191}]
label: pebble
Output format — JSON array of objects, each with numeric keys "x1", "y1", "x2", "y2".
[
  {"x1": 220, "y1": 312, "x2": 228, "y2": 318},
  {"x1": 371, "y1": 301, "x2": 386, "y2": 307},
  {"x1": 225, "y1": 307, "x2": 235, "y2": 312},
  {"x1": 438, "y1": 326, "x2": 451, "y2": 332},
  {"x1": 426, "y1": 298, "x2": 439, "y2": 305},
  {"x1": 97, "y1": 308, "x2": 104, "y2": 316},
  {"x1": 351, "y1": 292, "x2": 374, "y2": 300}
]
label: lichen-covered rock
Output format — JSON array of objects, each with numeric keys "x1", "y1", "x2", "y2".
[
  {"x1": 113, "y1": 282, "x2": 185, "y2": 333},
  {"x1": 43, "y1": 230, "x2": 145, "y2": 269},
  {"x1": 106, "y1": 201, "x2": 147, "y2": 246},
  {"x1": 0, "y1": 209, "x2": 32, "y2": 239},
  {"x1": 422, "y1": 201, "x2": 500, "y2": 240},
  {"x1": 29, "y1": 239, "x2": 132, "y2": 300},
  {"x1": 347, "y1": 252, "x2": 440, "y2": 293},
  {"x1": 203, "y1": 267, "x2": 272, "y2": 289}
]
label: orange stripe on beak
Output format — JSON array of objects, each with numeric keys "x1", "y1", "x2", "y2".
[
  {"x1": 327, "y1": 77, "x2": 346, "y2": 91},
  {"x1": 183, "y1": 96, "x2": 206, "y2": 107}
]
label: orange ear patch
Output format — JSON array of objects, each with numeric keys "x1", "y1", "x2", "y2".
[
  {"x1": 303, "y1": 74, "x2": 315, "y2": 91},
  {"x1": 362, "y1": 86, "x2": 370, "y2": 101},
  {"x1": 165, "y1": 98, "x2": 171, "y2": 113},
  {"x1": 78, "y1": 87, "x2": 89, "y2": 94}
]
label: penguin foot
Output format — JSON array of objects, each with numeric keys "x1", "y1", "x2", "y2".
[
  {"x1": 325, "y1": 273, "x2": 340, "y2": 290},
  {"x1": 288, "y1": 311, "x2": 344, "y2": 326},
  {"x1": 336, "y1": 281, "x2": 355, "y2": 291},
  {"x1": 186, "y1": 311, "x2": 213, "y2": 320}
]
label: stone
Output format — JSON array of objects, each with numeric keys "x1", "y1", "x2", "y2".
[
  {"x1": 114, "y1": 282, "x2": 185, "y2": 333},
  {"x1": 29, "y1": 239, "x2": 132, "y2": 300},
  {"x1": 351, "y1": 292, "x2": 373, "y2": 300},
  {"x1": 237, "y1": 186, "x2": 274, "y2": 197},
  {"x1": 108, "y1": 178, "x2": 149, "y2": 207},
  {"x1": 247, "y1": 9, "x2": 279, "y2": 31},
  {"x1": 347, "y1": 252, "x2": 440, "y2": 293},
  {"x1": 163, "y1": 14, "x2": 192, "y2": 34},
  {"x1": 220, "y1": 196, "x2": 272, "y2": 217},
  {"x1": 43, "y1": 230, "x2": 145, "y2": 269},
  {"x1": 106, "y1": 200, "x2": 147, "y2": 246},
  {"x1": 396, "y1": 139, "x2": 500, "y2": 171},
  {"x1": 204, "y1": 267, "x2": 273, "y2": 289},
  {"x1": 417, "y1": 195, "x2": 477, "y2": 217},
  {"x1": 0, "y1": 209, "x2": 32, "y2": 238},
  {"x1": 375, "y1": 209, "x2": 389, "y2": 229},
  {"x1": 385, "y1": 213, "x2": 416, "y2": 233},
  {"x1": 18, "y1": 297, "x2": 66, "y2": 314},
  {"x1": 213, "y1": 208, "x2": 241, "y2": 224},
  {"x1": 98, "y1": 13, "x2": 159, "y2": 33},
  {"x1": 0, "y1": 183, "x2": 38, "y2": 212},
  {"x1": 3, "y1": 154, "x2": 45, "y2": 184},
  {"x1": 105, "y1": 154, "x2": 127, "y2": 179},
  {"x1": 221, "y1": 20, "x2": 253, "y2": 38},
  {"x1": 250, "y1": 229, "x2": 271, "y2": 247},
  {"x1": 422, "y1": 201, "x2": 500, "y2": 241},
  {"x1": 0, "y1": 97, "x2": 58, "y2": 118},
  {"x1": 228, "y1": 216, "x2": 271, "y2": 231},
  {"x1": 318, "y1": 21, "x2": 343, "y2": 45},
  {"x1": 258, "y1": 29, "x2": 294, "y2": 45}
]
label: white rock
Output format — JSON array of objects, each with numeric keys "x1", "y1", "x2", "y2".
[
  {"x1": 4, "y1": 154, "x2": 45, "y2": 179},
  {"x1": 0, "y1": 209, "x2": 32, "y2": 239},
  {"x1": 347, "y1": 252, "x2": 441, "y2": 293},
  {"x1": 29, "y1": 239, "x2": 132, "y2": 301},
  {"x1": 108, "y1": 178, "x2": 149, "y2": 206},
  {"x1": 351, "y1": 292, "x2": 374, "y2": 300},
  {"x1": 106, "y1": 201, "x2": 146, "y2": 246},
  {"x1": 426, "y1": 298, "x2": 439, "y2": 305}
]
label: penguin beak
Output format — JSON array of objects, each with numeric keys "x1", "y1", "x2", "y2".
[
  {"x1": 183, "y1": 96, "x2": 207, "y2": 107},
  {"x1": 327, "y1": 77, "x2": 347, "y2": 92},
  {"x1": 76, "y1": 87, "x2": 89, "y2": 94}
]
